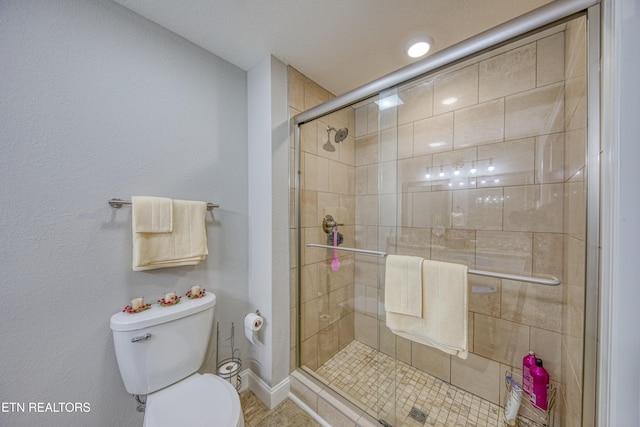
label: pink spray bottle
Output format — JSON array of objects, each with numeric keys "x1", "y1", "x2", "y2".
[
  {"x1": 530, "y1": 358, "x2": 550, "y2": 410},
  {"x1": 522, "y1": 351, "x2": 536, "y2": 396}
]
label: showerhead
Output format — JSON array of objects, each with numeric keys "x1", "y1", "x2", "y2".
[{"x1": 326, "y1": 126, "x2": 349, "y2": 144}]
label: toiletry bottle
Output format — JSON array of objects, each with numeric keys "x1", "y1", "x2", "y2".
[
  {"x1": 530, "y1": 358, "x2": 550, "y2": 410},
  {"x1": 522, "y1": 351, "x2": 536, "y2": 395},
  {"x1": 504, "y1": 375, "x2": 522, "y2": 425}
]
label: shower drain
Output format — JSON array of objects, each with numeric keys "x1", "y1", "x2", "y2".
[{"x1": 409, "y1": 407, "x2": 427, "y2": 424}]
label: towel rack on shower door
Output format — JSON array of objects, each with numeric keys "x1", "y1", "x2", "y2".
[{"x1": 305, "y1": 243, "x2": 561, "y2": 286}]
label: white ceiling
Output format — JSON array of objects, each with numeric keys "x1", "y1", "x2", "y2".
[{"x1": 113, "y1": 0, "x2": 554, "y2": 96}]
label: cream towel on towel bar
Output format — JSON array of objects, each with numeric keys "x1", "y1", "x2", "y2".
[
  {"x1": 132, "y1": 199, "x2": 208, "y2": 271},
  {"x1": 386, "y1": 260, "x2": 468, "y2": 359},
  {"x1": 132, "y1": 196, "x2": 173, "y2": 233},
  {"x1": 384, "y1": 255, "x2": 424, "y2": 318}
]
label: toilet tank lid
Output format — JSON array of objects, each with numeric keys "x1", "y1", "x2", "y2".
[{"x1": 110, "y1": 292, "x2": 215, "y2": 332}]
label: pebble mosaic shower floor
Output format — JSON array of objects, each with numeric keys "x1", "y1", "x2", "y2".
[{"x1": 316, "y1": 340, "x2": 505, "y2": 427}]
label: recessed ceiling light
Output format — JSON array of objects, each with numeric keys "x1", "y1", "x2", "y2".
[{"x1": 405, "y1": 35, "x2": 434, "y2": 58}]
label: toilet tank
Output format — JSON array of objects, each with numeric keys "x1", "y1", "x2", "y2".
[{"x1": 110, "y1": 293, "x2": 216, "y2": 395}]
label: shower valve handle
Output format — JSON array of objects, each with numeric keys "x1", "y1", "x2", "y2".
[{"x1": 322, "y1": 215, "x2": 344, "y2": 234}]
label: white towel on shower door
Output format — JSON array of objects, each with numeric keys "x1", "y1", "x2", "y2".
[
  {"x1": 384, "y1": 255, "x2": 424, "y2": 318},
  {"x1": 386, "y1": 259, "x2": 468, "y2": 359}
]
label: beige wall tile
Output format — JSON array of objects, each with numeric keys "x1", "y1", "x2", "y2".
[
  {"x1": 533, "y1": 232, "x2": 563, "y2": 278},
  {"x1": 396, "y1": 335, "x2": 413, "y2": 365},
  {"x1": 563, "y1": 235, "x2": 585, "y2": 286},
  {"x1": 476, "y1": 230, "x2": 532, "y2": 275},
  {"x1": 354, "y1": 312, "x2": 378, "y2": 348},
  {"x1": 477, "y1": 138, "x2": 535, "y2": 188},
  {"x1": 398, "y1": 154, "x2": 432, "y2": 193},
  {"x1": 479, "y1": 43, "x2": 536, "y2": 102},
  {"x1": 302, "y1": 294, "x2": 330, "y2": 340},
  {"x1": 412, "y1": 190, "x2": 452, "y2": 228},
  {"x1": 301, "y1": 334, "x2": 318, "y2": 369},
  {"x1": 318, "y1": 323, "x2": 339, "y2": 366},
  {"x1": 564, "y1": 180, "x2": 585, "y2": 239},
  {"x1": 330, "y1": 285, "x2": 354, "y2": 324},
  {"x1": 379, "y1": 320, "x2": 396, "y2": 358},
  {"x1": 304, "y1": 78, "x2": 331, "y2": 110},
  {"x1": 301, "y1": 262, "x2": 320, "y2": 303},
  {"x1": 301, "y1": 190, "x2": 318, "y2": 228},
  {"x1": 411, "y1": 342, "x2": 451, "y2": 382},
  {"x1": 355, "y1": 105, "x2": 369, "y2": 138},
  {"x1": 452, "y1": 188, "x2": 504, "y2": 230},
  {"x1": 451, "y1": 353, "x2": 501, "y2": 404},
  {"x1": 355, "y1": 133, "x2": 379, "y2": 166},
  {"x1": 300, "y1": 121, "x2": 318, "y2": 155},
  {"x1": 355, "y1": 165, "x2": 368, "y2": 196},
  {"x1": 303, "y1": 153, "x2": 329, "y2": 192},
  {"x1": 537, "y1": 32, "x2": 565, "y2": 87},
  {"x1": 505, "y1": 83, "x2": 565, "y2": 139},
  {"x1": 565, "y1": 127, "x2": 586, "y2": 180},
  {"x1": 414, "y1": 113, "x2": 454, "y2": 155},
  {"x1": 530, "y1": 328, "x2": 562, "y2": 381},
  {"x1": 398, "y1": 123, "x2": 414, "y2": 159},
  {"x1": 535, "y1": 132, "x2": 565, "y2": 184},
  {"x1": 338, "y1": 312, "x2": 354, "y2": 349},
  {"x1": 501, "y1": 280, "x2": 563, "y2": 333},
  {"x1": 431, "y1": 229, "x2": 476, "y2": 267},
  {"x1": 565, "y1": 17, "x2": 586, "y2": 80},
  {"x1": 454, "y1": 99, "x2": 505, "y2": 148},
  {"x1": 354, "y1": 253, "x2": 378, "y2": 286},
  {"x1": 563, "y1": 283, "x2": 584, "y2": 339},
  {"x1": 289, "y1": 67, "x2": 305, "y2": 111},
  {"x1": 434, "y1": 64, "x2": 478, "y2": 114},
  {"x1": 355, "y1": 195, "x2": 379, "y2": 226},
  {"x1": 565, "y1": 75, "x2": 587, "y2": 131},
  {"x1": 503, "y1": 183, "x2": 564, "y2": 233},
  {"x1": 329, "y1": 160, "x2": 353, "y2": 195},
  {"x1": 473, "y1": 314, "x2": 530, "y2": 366},
  {"x1": 468, "y1": 275, "x2": 501, "y2": 317},
  {"x1": 398, "y1": 80, "x2": 434, "y2": 125},
  {"x1": 394, "y1": 227, "x2": 432, "y2": 258}
]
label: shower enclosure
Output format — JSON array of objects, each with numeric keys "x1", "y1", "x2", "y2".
[{"x1": 294, "y1": 3, "x2": 597, "y2": 426}]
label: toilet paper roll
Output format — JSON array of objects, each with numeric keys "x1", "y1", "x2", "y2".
[
  {"x1": 244, "y1": 312, "x2": 263, "y2": 343},
  {"x1": 217, "y1": 361, "x2": 240, "y2": 388}
]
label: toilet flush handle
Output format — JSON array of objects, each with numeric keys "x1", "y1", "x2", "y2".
[{"x1": 131, "y1": 333, "x2": 151, "y2": 343}]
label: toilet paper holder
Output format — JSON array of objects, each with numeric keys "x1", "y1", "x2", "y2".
[{"x1": 216, "y1": 322, "x2": 242, "y2": 392}]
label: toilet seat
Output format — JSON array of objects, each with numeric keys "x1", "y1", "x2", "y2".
[{"x1": 144, "y1": 373, "x2": 244, "y2": 427}]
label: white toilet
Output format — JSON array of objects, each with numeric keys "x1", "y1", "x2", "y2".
[{"x1": 110, "y1": 292, "x2": 244, "y2": 427}]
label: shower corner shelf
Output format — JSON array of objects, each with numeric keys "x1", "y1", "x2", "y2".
[{"x1": 503, "y1": 369, "x2": 557, "y2": 427}]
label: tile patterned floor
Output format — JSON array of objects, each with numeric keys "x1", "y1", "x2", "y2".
[
  {"x1": 316, "y1": 340, "x2": 504, "y2": 427},
  {"x1": 240, "y1": 390, "x2": 321, "y2": 427}
]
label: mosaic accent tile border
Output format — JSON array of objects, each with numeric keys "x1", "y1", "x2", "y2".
[{"x1": 316, "y1": 340, "x2": 504, "y2": 427}]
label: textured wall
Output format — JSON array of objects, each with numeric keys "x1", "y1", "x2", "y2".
[{"x1": 0, "y1": 1, "x2": 248, "y2": 426}]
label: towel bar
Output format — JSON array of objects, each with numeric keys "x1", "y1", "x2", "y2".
[
  {"x1": 108, "y1": 198, "x2": 219, "y2": 211},
  {"x1": 305, "y1": 243, "x2": 561, "y2": 286}
]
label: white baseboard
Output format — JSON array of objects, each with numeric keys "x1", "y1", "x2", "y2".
[{"x1": 244, "y1": 369, "x2": 290, "y2": 409}]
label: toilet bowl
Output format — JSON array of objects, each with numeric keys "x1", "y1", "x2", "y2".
[{"x1": 143, "y1": 374, "x2": 243, "y2": 427}]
